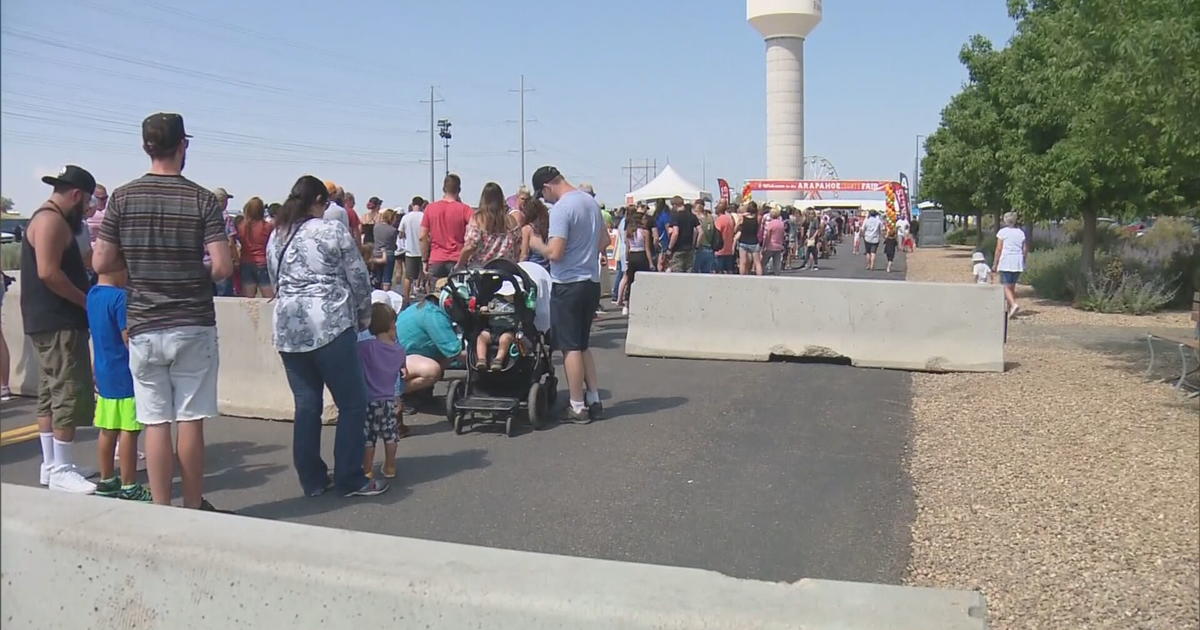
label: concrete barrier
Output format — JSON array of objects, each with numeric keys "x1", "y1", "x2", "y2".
[
  {"x1": 0, "y1": 483, "x2": 987, "y2": 629},
  {"x1": 626, "y1": 273, "x2": 1004, "y2": 372},
  {"x1": 1, "y1": 274, "x2": 328, "y2": 420}
]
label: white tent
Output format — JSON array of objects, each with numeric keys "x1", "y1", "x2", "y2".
[{"x1": 625, "y1": 165, "x2": 711, "y2": 203}]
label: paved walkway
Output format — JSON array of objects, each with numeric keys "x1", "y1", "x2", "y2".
[{"x1": 0, "y1": 247, "x2": 914, "y2": 584}]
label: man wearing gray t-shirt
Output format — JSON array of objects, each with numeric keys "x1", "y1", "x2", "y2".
[{"x1": 528, "y1": 165, "x2": 610, "y2": 423}]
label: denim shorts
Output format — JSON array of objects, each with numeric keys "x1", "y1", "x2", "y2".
[
  {"x1": 128, "y1": 326, "x2": 219, "y2": 424},
  {"x1": 999, "y1": 271, "x2": 1021, "y2": 285},
  {"x1": 738, "y1": 242, "x2": 760, "y2": 254},
  {"x1": 240, "y1": 262, "x2": 270, "y2": 287}
]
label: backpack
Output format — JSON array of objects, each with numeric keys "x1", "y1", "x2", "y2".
[{"x1": 709, "y1": 218, "x2": 724, "y2": 252}]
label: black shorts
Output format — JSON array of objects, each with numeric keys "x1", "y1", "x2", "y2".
[
  {"x1": 625, "y1": 251, "x2": 651, "y2": 284},
  {"x1": 864, "y1": 241, "x2": 879, "y2": 254},
  {"x1": 551, "y1": 281, "x2": 600, "y2": 352},
  {"x1": 428, "y1": 260, "x2": 455, "y2": 279},
  {"x1": 884, "y1": 239, "x2": 898, "y2": 261},
  {"x1": 404, "y1": 255, "x2": 423, "y2": 280}
]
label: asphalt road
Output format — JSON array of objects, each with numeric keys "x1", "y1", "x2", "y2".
[{"x1": 0, "y1": 248, "x2": 912, "y2": 584}]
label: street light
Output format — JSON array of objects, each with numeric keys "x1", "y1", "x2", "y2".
[
  {"x1": 437, "y1": 119, "x2": 452, "y2": 177},
  {"x1": 914, "y1": 134, "x2": 926, "y2": 204}
]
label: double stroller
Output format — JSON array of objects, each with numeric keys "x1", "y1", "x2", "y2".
[{"x1": 440, "y1": 259, "x2": 556, "y2": 437}]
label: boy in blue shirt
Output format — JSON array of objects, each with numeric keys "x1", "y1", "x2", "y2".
[{"x1": 88, "y1": 271, "x2": 150, "y2": 500}]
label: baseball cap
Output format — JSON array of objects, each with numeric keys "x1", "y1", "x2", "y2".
[
  {"x1": 530, "y1": 165, "x2": 561, "y2": 199},
  {"x1": 41, "y1": 165, "x2": 97, "y2": 196},
  {"x1": 142, "y1": 112, "x2": 191, "y2": 155},
  {"x1": 971, "y1": 252, "x2": 986, "y2": 262},
  {"x1": 369, "y1": 196, "x2": 382, "y2": 206},
  {"x1": 212, "y1": 187, "x2": 233, "y2": 202}
]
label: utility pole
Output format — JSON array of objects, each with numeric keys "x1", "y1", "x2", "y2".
[
  {"x1": 420, "y1": 86, "x2": 444, "y2": 199},
  {"x1": 509, "y1": 74, "x2": 535, "y2": 187},
  {"x1": 438, "y1": 119, "x2": 452, "y2": 177},
  {"x1": 621, "y1": 159, "x2": 658, "y2": 193},
  {"x1": 914, "y1": 134, "x2": 925, "y2": 205}
]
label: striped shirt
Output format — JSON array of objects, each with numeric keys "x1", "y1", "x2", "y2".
[{"x1": 98, "y1": 174, "x2": 226, "y2": 337}]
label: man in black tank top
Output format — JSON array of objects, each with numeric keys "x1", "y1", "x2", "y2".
[{"x1": 20, "y1": 165, "x2": 100, "y2": 494}]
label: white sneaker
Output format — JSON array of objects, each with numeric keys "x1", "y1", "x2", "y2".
[
  {"x1": 621, "y1": 306, "x2": 629, "y2": 316},
  {"x1": 59, "y1": 463, "x2": 99, "y2": 479},
  {"x1": 0, "y1": 386, "x2": 11, "y2": 401},
  {"x1": 40, "y1": 462, "x2": 53, "y2": 486},
  {"x1": 48, "y1": 466, "x2": 97, "y2": 494}
]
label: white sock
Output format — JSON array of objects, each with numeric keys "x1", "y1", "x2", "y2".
[
  {"x1": 40, "y1": 433, "x2": 54, "y2": 465},
  {"x1": 585, "y1": 390, "x2": 600, "y2": 405},
  {"x1": 570, "y1": 399, "x2": 586, "y2": 413},
  {"x1": 52, "y1": 439, "x2": 73, "y2": 469}
]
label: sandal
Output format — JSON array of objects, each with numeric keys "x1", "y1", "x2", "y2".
[{"x1": 490, "y1": 358, "x2": 505, "y2": 372}]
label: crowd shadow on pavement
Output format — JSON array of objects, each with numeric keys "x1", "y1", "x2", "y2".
[
  {"x1": 203, "y1": 440, "x2": 288, "y2": 493},
  {"x1": 237, "y1": 448, "x2": 491, "y2": 521},
  {"x1": 602, "y1": 396, "x2": 687, "y2": 419}
]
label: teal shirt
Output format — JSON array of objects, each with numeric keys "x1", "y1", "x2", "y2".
[{"x1": 395, "y1": 299, "x2": 461, "y2": 360}]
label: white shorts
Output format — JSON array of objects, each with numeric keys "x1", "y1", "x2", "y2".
[{"x1": 128, "y1": 326, "x2": 219, "y2": 424}]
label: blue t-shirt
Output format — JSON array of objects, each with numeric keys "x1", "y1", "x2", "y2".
[
  {"x1": 547, "y1": 190, "x2": 603, "y2": 284},
  {"x1": 395, "y1": 299, "x2": 462, "y2": 360},
  {"x1": 86, "y1": 285, "x2": 134, "y2": 399},
  {"x1": 655, "y1": 211, "x2": 671, "y2": 252}
]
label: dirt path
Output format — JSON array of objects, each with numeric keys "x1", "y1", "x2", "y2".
[{"x1": 904, "y1": 246, "x2": 1199, "y2": 629}]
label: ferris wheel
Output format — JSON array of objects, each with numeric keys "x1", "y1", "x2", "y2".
[{"x1": 803, "y1": 155, "x2": 840, "y2": 199}]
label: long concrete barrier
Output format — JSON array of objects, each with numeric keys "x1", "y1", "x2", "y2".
[
  {"x1": 0, "y1": 483, "x2": 987, "y2": 629},
  {"x1": 1, "y1": 274, "x2": 326, "y2": 420},
  {"x1": 625, "y1": 273, "x2": 1004, "y2": 372}
]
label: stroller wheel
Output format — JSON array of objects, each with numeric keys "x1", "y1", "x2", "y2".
[
  {"x1": 445, "y1": 380, "x2": 464, "y2": 426},
  {"x1": 505, "y1": 415, "x2": 515, "y2": 437},
  {"x1": 453, "y1": 413, "x2": 467, "y2": 435},
  {"x1": 528, "y1": 381, "x2": 547, "y2": 430},
  {"x1": 541, "y1": 373, "x2": 558, "y2": 405}
]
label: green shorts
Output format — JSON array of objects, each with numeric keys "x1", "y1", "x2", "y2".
[
  {"x1": 94, "y1": 396, "x2": 142, "y2": 432},
  {"x1": 30, "y1": 329, "x2": 95, "y2": 429}
]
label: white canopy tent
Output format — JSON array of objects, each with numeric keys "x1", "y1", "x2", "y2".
[{"x1": 625, "y1": 165, "x2": 711, "y2": 203}]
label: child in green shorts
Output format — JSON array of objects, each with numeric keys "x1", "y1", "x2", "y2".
[{"x1": 87, "y1": 270, "x2": 150, "y2": 501}]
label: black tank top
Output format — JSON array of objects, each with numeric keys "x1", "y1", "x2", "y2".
[
  {"x1": 739, "y1": 216, "x2": 760, "y2": 245},
  {"x1": 20, "y1": 206, "x2": 89, "y2": 335}
]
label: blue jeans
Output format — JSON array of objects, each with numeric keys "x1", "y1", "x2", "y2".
[
  {"x1": 693, "y1": 248, "x2": 716, "y2": 274},
  {"x1": 279, "y1": 327, "x2": 369, "y2": 495},
  {"x1": 612, "y1": 260, "x2": 624, "y2": 300},
  {"x1": 213, "y1": 277, "x2": 235, "y2": 297}
]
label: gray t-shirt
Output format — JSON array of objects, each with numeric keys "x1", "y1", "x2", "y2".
[
  {"x1": 373, "y1": 222, "x2": 398, "y2": 255},
  {"x1": 547, "y1": 190, "x2": 603, "y2": 284}
]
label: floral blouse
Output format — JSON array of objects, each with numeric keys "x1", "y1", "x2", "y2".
[
  {"x1": 463, "y1": 221, "x2": 521, "y2": 268},
  {"x1": 267, "y1": 217, "x2": 372, "y2": 353}
]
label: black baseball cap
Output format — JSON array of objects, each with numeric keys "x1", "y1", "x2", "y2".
[
  {"x1": 142, "y1": 112, "x2": 192, "y2": 155},
  {"x1": 530, "y1": 165, "x2": 561, "y2": 199},
  {"x1": 369, "y1": 196, "x2": 382, "y2": 205},
  {"x1": 41, "y1": 165, "x2": 96, "y2": 196}
]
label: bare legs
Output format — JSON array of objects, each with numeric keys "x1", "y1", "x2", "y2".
[
  {"x1": 403, "y1": 354, "x2": 444, "y2": 395},
  {"x1": 563, "y1": 349, "x2": 599, "y2": 405},
  {"x1": 97, "y1": 429, "x2": 140, "y2": 485},
  {"x1": 144, "y1": 421, "x2": 205, "y2": 508}
]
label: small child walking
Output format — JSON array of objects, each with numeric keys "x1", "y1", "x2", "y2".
[
  {"x1": 88, "y1": 271, "x2": 151, "y2": 501},
  {"x1": 358, "y1": 303, "x2": 407, "y2": 479},
  {"x1": 971, "y1": 251, "x2": 992, "y2": 284}
]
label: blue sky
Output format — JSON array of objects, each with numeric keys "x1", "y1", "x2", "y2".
[{"x1": 1, "y1": 0, "x2": 1014, "y2": 213}]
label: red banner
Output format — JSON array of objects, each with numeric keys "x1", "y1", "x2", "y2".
[
  {"x1": 744, "y1": 179, "x2": 898, "y2": 193},
  {"x1": 717, "y1": 178, "x2": 730, "y2": 204}
]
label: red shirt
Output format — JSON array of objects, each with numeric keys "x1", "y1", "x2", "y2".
[
  {"x1": 715, "y1": 213, "x2": 736, "y2": 256},
  {"x1": 345, "y1": 207, "x2": 362, "y2": 236},
  {"x1": 420, "y1": 199, "x2": 474, "y2": 263},
  {"x1": 238, "y1": 220, "x2": 274, "y2": 265}
]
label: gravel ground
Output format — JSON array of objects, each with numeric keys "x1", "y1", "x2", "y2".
[{"x1": 905, "y1": 246, "x2": 1199, "y2": 629}]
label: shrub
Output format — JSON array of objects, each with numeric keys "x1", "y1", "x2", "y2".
[
  {"x1": 1024, "y1": 244, "x2": 1083, "y2": 300},
  {"x1": 1120, "y1": 217, "x2": 1199, "y2": 307},
  {"x1": 0, "y1": 243, "x2": 19, "y2": 271},
  {"x1": 1076, "y1": 271, "x2": 1179, "y2": 315},
  {"x1": 945, "y1": 228, "x2": 977, "y2": 245},
  {"x1": 1062, "y1": 218, "x2": 1129, "y2": 250}
]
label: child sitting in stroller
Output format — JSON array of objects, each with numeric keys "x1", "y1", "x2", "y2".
[{"x1": 475, "y1": 293, "x2": 519, "y2": 372}]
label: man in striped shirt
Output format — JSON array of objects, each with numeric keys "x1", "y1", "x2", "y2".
[{"x1": 94, "y1": 112, "x2": 233, "y2": 512}]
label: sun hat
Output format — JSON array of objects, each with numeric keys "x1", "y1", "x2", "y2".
[{"x1": 971, "y1": 252, "x2": 986, "y2": 262}]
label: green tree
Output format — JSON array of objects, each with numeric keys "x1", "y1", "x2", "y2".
[{"x1": 0, "y1": 196, "x2": 12, "y2": 213}]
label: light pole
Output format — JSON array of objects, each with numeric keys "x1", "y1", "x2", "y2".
[
  {"x1": 438, "y1": 119, "x2": 452, "y2": 177},
  {"x1": 914, "y1": 134, "x2": 925, "y2": 205}
]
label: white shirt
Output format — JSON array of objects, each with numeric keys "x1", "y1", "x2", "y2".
[
  {"x1": 398, "y1": 210, "x2": 424, "y2": 257},
  {"x1": 896, "y1": 219, "x2": 910, "y2": 237},
  {"x1": 996, "y1": 226, "x2": 1026, "y2": 272},
  {"x1": 862, "y1": 216, "x2": 883, "y2": 243},
  {"x1": 323, "y1": 206, "x2": 349, "y2": 231},
  {"x1": 973, "y1": 262, "x2": 992, "y2": 284},
  {"x1": 518, "y1": 261, "x2": 553, "y2": 332}
]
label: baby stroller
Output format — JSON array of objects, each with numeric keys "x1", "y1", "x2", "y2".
[{"x1": 440, "y1": 259, "x2": 557, "y2": 436}]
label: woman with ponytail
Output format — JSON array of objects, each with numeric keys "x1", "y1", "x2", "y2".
[{"x1": 267, "y1": 175, "x2": 388, "y2": 498}]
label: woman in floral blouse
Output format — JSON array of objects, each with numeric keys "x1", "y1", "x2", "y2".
[
  {"x1": 267, "y1": 175, "x2": 388, "y2": 498},
  {"x1": 457, "y1": 182, "x2": 520, "y2": 270}
]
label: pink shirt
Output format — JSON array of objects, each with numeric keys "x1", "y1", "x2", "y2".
[
  {"x1": 421, "y1": 199, "x2": 474, "y2": 264},
  {"x1": 763, "y1": 218, "x2": 786, "y2": 251}
]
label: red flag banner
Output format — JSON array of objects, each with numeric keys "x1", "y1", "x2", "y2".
[{"x1": 717, "y1": 178, "x2": 730, "y2": 204}]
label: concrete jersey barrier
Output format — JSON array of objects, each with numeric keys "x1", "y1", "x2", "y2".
[
  {"x1": 0, "y1": 483, "x2": 987, "y2": 629},
  {"x1": 1, "y1": 273, "x2": 331, "y2": 420},
  {"x1": 625, "y1": 273, "x2": 1004, "y2": 372}
]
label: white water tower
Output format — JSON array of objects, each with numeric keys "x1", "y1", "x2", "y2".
[{"x1": 748, "y1": 0, "x2": 822, "y2": 195}]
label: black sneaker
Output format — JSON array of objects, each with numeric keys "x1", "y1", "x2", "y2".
[
  {"x1": 588, "y1": 401, "x2": 604, "y2": 421},
  {"x1": 564, "y1": 406, "x2": 593, "y2": 425},
  {"x1": 306, "y1": 474, "x2": 335, "y2": 497},
  {"x1": 344, "y1": 478, "x2": 390, "y2": 497},
  {"x1": 198, "y1": 498, "x2": 235, "y2": 514}
]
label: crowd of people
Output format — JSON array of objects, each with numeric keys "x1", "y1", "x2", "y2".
[
  {"x1": 6, "y1": 109, "x2": 935, "y2": 509},
  {"x1": 7, "y1": 112, "x2": 611, "y2": 506}
]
